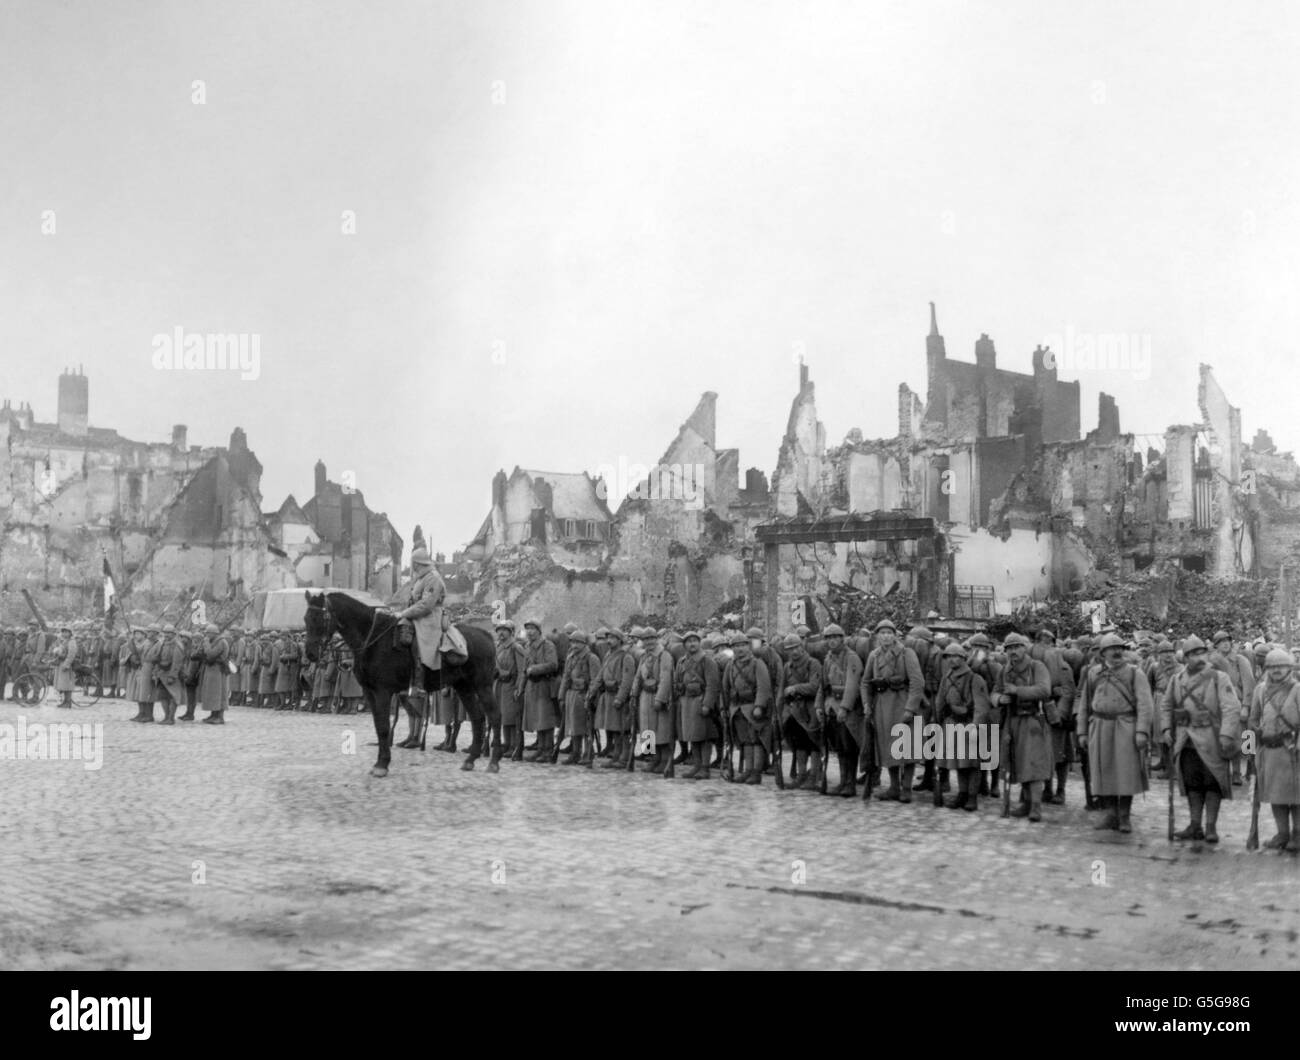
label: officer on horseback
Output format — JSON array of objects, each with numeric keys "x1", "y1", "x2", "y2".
[{"x1": 387, "y1": 546, "x2": 447, "y2": 694}]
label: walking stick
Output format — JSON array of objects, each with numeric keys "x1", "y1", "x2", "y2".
[
  {"x1": 1167, "y1": 741, "x2": 1176, "y2": 842},
  {"x1": 771, "y1": 707, "x2": 784, "y2": 791},
  {"x1": 1246, "y1": 766, "x2": 1260, "y2": 851}
]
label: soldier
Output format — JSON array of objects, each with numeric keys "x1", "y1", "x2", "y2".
[
  {"x1": 862, "y1": 619, "x2": 924, "y2": 802},
  {"x1": 674, "y1": 630, "x2": 720, "y2": 780},
  {"x1": 746, "y1": 627, "x2": 784, "y2": 777},
  {"x1": 52, "y1": 625, "x2": 77, "y2": 708},
  {"x1": 632, "y1": 628, "x2": 676, "y2": 774},
  {"x1": 967, "y1": 633, "x2": 1003, "y2": 799},
  {"x1": 1209, "y1": 630, "x2": 1255, "y2": 786},
  {"x1": 387, "y1": 547, "x2": 448, "y2": 741},
  {"x1": 994, "y1": 633, "x2": 1054, "y2": 822},
  {"x1": 935, "y1": 642, "x2": 992, "y2": 811},
  {"x1": 123, "y1": 628, "x2": 148, "y2": 720},
  {"x1": 257, "y1": 632, "x2": 278, "y2": 709},
  {"x1": 780, "y1": 632, "x2": 824, "y2": 792},
  {"x1": 274, "y1": 630, "x2": 298, "y2": 712},
  {"x1": 596, "y1": 628, "x2": 637, "y2": 769},
  {"x1": 558, "y1": 630, "x2": 601, "y2": 765},
  {"x1": 1034, "y1": 628, "x2": 1078, "y2": 805},
  {"x1": 1075, "y1": 632, "x2": 1153, "y2": 832},
  {"x1": 227, "y1": 630, "x2": 245, "y2": 706},
  {"x1": 1147, "y1": 639, "x2": 1181, "y2": 778},
  {"x1": 493, "y1": 620, "x2": 528, "y2": 760},
  {"x1": 816, "y1": 624, "x2": 864, "y2": 796},
  {"x1": 0, "y1": 625, "x2": 11, "y2": 701},
  {"x1": 723, "y1": 631, "x2": 773, "y2": 784},
  {"x1": 907, "y1": 625, "x2": 944, "y2": 795},
  {"x1": 335, "y1": 635, "x2": 364, "y2": 713},
  {"x1": 137, "y1": 624, "x2": 161, "y2": 722},
  {"x1": 1160, "y1": 635, "x2": 1242, "y2": 843},
  {"x1": 199, "y1": 622, "x2": 230, "y2": 724},
  {"x1": 1247, "y1": 648, "x2": 1300, "y2": 851},
  {"x1": 178, "y1": 630, "x2": 203, "y2": 720},
  {"x1": 155, "y1": 624, "x2": 185, "y2": 725},
  {"x1": 521, "y1": 619, "x2": 560, "y2": 762}
]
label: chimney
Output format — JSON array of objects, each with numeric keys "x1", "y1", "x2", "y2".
[
  {"x1": 315, "y1": 459, "x2": 327, "y2": 496},
  {"x1": 172, "y1": 424, "x2": 188, "y2": 450},
  {"x1": 492, "y1": 469, "x2": 508, "y2": 509},
  {"x1": 1032, "y1": 344, "x2": 1057, "y2": 382},
  {"x1": 799, "y1": 361, "x2": 809, "y2": 390},
  {"x1": 57, "y1": 367, "x2": 88, "y2": 437},
  {"x1": 974, "y1": 333, "x2": 997, "y2": 372}
]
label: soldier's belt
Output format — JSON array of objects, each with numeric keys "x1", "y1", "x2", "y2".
[
  {"x1": 1089, "y1": 707, "x2": 1136, "y2": 719},
  {"x1": 1012, "y1": 704, "x2": 1045, "y2": 717},
  {"x1": 1260, "y1": 733, "x2": 1294, "y2": 749},
  {"x1": 830, "y1": 686, "x2": 845, "y2": 696}
]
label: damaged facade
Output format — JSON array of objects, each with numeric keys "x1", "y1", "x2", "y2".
[
  {"x1": 0, "y1": 369, "x2": 299, "y2": 622},
  {"x1": 462, "y1": 304, "x2": 1299, "y2": 636}
]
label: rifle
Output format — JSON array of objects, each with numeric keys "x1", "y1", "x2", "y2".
[
  {"x1": 769, "y1": 700, "x2": 783, "y2": 790},
  {"x1": 551, "y1": 706, "x2": 567, "y2": 764},
  {"x1": 1079, "y1": 738, "x2": 1097, "y2": 809},
  {"x1": 216, "y1": 597, "x2": 255, "y2": 634},
  {"x1": 1167, "y1": 737, "x2": 1176, "y2": 842},
  {"x1": 1246, "y1": 756, "x2": 1260, "y2": 851},
  {"x1": 723, "y1": 706, "x2": 735, "y2": 782},
  {"x1": 1001, "y1": 725, "x2": 1013, "y2": 818},
  {"x1": 21, "y1": 589, "x2": 48, "y2": 632}
]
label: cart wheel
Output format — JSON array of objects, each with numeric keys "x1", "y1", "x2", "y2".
[{"x1": 74, "y1": 667, "x2": 102, "y2": 707}]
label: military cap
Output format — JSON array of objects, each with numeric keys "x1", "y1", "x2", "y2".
[
  {"x1": 1212, "y1": 630, "x2": 1232, "y2": 645},
  {"x1": 942, "y1": 642, "x2": 967, "y2": 658},
  {"x1": 781, "y1": 633, "x2": 802, "y2": 650},
  {"x1": 823, "y1": 623, "x2": 845, "y2": 637},
  {"x1": 1265, "y1": 648, "x2": 1295, "y2": 668},
  {"x1": 1002, "y1": 633, "x2": 1030, "y2": 648},
  {"x1": 907, "y1": 625, "x2": 933, "y2": 642},
  {"x1": 729, "y1": 632, "x2": 748, "y2": 647},
  {"x1": 627, "y1": 625, "x2": 644, "y2": 639},
  {"x1": 680, "y1": 629, "x2": 700, "y2": 642},
  {"x1": 569, "y1": 630, "x2": 588, "y2": 645},
  {"x1": 1098, "y1": 632, "x2": 1126, "y2": 652},
  {"x1": 1181, "y1": 635, "x2": 1208, "y2": 654},
  {"x1": 744, "y1": 626, "x2": 765, "y2": 641},
  {"x1": 874, "y1": 619, "x2": 896, "y2": 633}
]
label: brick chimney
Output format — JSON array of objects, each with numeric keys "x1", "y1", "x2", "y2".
[
  {"x1": 172, "y1": 424, "x2": 188, "y2": 450},
  {"x1": 57, "y1": 367, "x2": 88, "y2": 437}
]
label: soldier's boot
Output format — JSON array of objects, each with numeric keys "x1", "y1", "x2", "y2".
[
  {"x1": 523, "y1": 733, "x2": 545, "y2": 762},
  {"x1": 202, "y1": 710, "x2": 225, "y2": 725},
  {"x1": 799, "y1": 751, "x2": 822, "y2": 791},
  {"x1": 1231, "y1": 753, "x2": 1243, "y2": 786},
  {"x1": 988, "y1": 771, "x2": 1000, "y2": 799},
  {"x1": 964, "y1": 767, "x2": 981, "y2": 812},
  {"x1": 913, "y1": 761, "x2": 935, "y2": 792},
  {"x1": 1027, "y1": 781, "x2": 1044, "y2": 822},
  {"x1": 837, "y1": 754, "x2": 856, "y2": 798},
  {"x1": 1263, "y1": 806, "x2": 1291, "y2": 849},
  {"x1": 899, "y1": 764, "x2": 916, "y2": 803},
  {"x1": 1050, "y1": 763, "x2": 1068, "y2": 804},
  {"x1": 745, "y1": 747, "x2": 765, "y2": 785},
  {"x1": 696, "y1": 742, "x2": 713, "y2": 781},
  {"x1": 59, "y1": 690, "x2": 73, "y2": 709},
  {"x1": 160, "y1": 701, "x2": 177, "y2": 726},
  {"x1": 649, "y1": 744, "x2": 667, "y2": 774},
  {"x1": 1174, "y1": 792, "x2": 1205, "y2": 840},
  {"x1": 138, "y1": 702, "x2": 155, "y2": 724},
  {"x1": 682, "y1": 744, "x2": 702, "y2": 780},
  {"x1": 1288, "y1": 807, "x2": 1300, "y2": 853},
  {"x1": 1010, "y1": 785, "x2": 1032, "y2": 817},
  {"x1": 979, "y1": 773, "x2": 990, "y2": 797},
  {"x1": 563, "y1": 735, "x2": 582, "y2": 765},
  {"x1": 673, "y1": 740, "x2": 690, "y2": 765},
  {"x1": 793, "y1": 750, "x2": 807, "y2": 788},
  {"x1": 1117, "y1": 795, "x2": 1133, "y2": 833},
  {"x1": 880, "y1": 767, "x2": 902, "y2": 801},
  {"x1": 662, "y1": 743, "x2": 677, "y2": 780},
  {"x1": 938, "y1": 767, "x2": 951, "y2": 794},
  {"x1": 1203, "y1": 791, "x2": 1222, "y2": 843},
  {"x1": 178, "y1": 703, "x2": 195, "y2": 720},
  {"x1": 945, "y1": 768, "x2": 971, "y2": 809},
  {"x1": 600, "y1": 733, "x2": 622, "y2": 769},
  {"x1": 129, "y1": 702, "x2": 147, "y2": 722},
  {"x1": 540, "y1": 730, "x2": 557, "y2": 765},
  {"x1": 1093, "y1": 795, "x2": 1119, "y2": 830},
  {"x1": 860, "y1": 763, "x2": 872, "y2": 800}
]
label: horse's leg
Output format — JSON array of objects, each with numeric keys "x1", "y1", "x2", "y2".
[
  {"x1": 487, "y1": 680, "x2": 503, "y2": 774},
  {"x1": 368, "y1": 688, "x2": 391, "y2": 777},
  {"x1": 459, "y1": 679, "x2": 483, "y2": 772}
]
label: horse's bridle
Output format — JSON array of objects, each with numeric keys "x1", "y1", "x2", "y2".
[{"x1": 308, "y1": 595, "x2": 391, "y2": 660}]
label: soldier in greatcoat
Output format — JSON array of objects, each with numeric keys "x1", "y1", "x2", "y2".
[
  {"x1": 862, "y1": 619, "x2": 924, "y2": 802},
  {"x1": 935, "y1": 642, "x2": 992, "y2": 811},
  {"x1": 723, "y1": 632, "x2": 773, "y2": 785},
  {"x1": 1248, "y1": 648, "x2": 1300, "y2": 852},
  {"x1": 124, "y1": 628, "x2": 148, "y2": 721},
  {"x1": 521, "y1": 619, "x2": 560, "y2": 762},
  {"x1": 1209, "y1": 630, "x2": 1255, "y2": 786},
  {"x1": 674, "y1": 630, "x2": 720, "y2": 780},
  {"x1": 967, "y1": 632, "x2": 1003, "y2": 799},
  {"x1": 274, "y1": 631, "x2": 298, "y2": 710},
  {"x1": 747, "y1": 626, "x2": 785, "y2": 778},
  {"x1": 558, "y1": 630, "x2": 602, "y2": 765},
  {"x1": 780, "y1": 632, "x2": 823, "y2": 792},
  {"x1": 816, "y1": 624, "x2": 865, "y2": 796},
  {"x1": 138, "y1": 624, "x2": 161, "y2": 721},
  {"x1": 1160, "y1": 635, "x2": 1242, "y2": 843},
  {"x1": 597, "y1": 629, "x2": 637, "y2": 769},
  {"x1": 199, "y1": 622, "x2": 230, "y2": 724},
  {"x1": 1076, "y1": 632, "x2": 1153, "y2": 832},
  {"x1": 907, "y1": 625, "x2": 944, "y2": 795},
  {"x1": 155, "y1": 625, "x2": 185, "y2": 725},
  {"x1": 53, "y1": 625, "x2": 77, "y2": 708},
  {"x1": 633, "y1": 628, "x2": 677, "y2": 774},
  {"x1": 257, "y1": 632, "x2": 278, "y2": 709},
  {"x1": 1034, "y1": 627, "x2": 1078, "y2": 805},
  {"x1": 178, "y1": 631, "x2": 203, "y2": 720},
  {"x1": 994, "y1": 632, "x2": 1054, "y2": 821},
  {"x1": 493, "y1": 620, "x2": 528, "y2": 760},
  {"x1": 1146, "y1": 639, "x2": 1181, "y2": 777}
]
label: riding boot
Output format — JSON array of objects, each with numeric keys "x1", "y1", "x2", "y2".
[
  {"x1": 202, "y1": 711, "x2": 225, "y2": 725},
  {"x1": 946, "y1": 768, "x2": 972, "y2": 809},
  {"x1": 563, "y1": 735, "x2": 582, "y2": 765},
  {"x1": 1093, "y1": 796, "x2": 1119, "y2": 830},
  {"x1": 601, "y1": 733, "x2": 622, "y2": 769},
  {"x1": 1203, "y1": 791, "x2": 1222, "y2": 843},
  {"x1": 673, "y1": 740, "x2": 690, "y2": 765},
  {"x1": 1264, "y1": 806, "x2": 1291, "y2": 849},
  {"x1": 1117, "y1": 795, "x2": 1132, "y2": 833},
  {"x1": 899, "y1": 764, "x2": 915, "y2": 803},
  {"x1": 913, "y1": 761, "x2": 935, "y2": 792},
  {"x1": 745, "y1": 746, "x2": 765, "y2": 785},
  {"x1": 649, "y1": 744, "x2": 667, "y2": 774},
  {"x1": 938, "y1": 766, "x2": 951, "y2": 794},
  {"x1": 880, "y1": 767, "x2": 902, "y2": 801},
  {"x1": 1049, "y1": 763, "x2": 1067, "y2": 804},
  {"x1": 1175, "y1": 791, "x2": 1205, "y2": 840},
  {"x1": 965, "y1": 766, "x2": 980, "y2": 811},
  {"x1": 1027, "y1": 780, "x2": 1044, "y2": 822}
]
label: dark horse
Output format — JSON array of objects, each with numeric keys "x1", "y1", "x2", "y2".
[{"x1": 302, "y1": 590, "x2": 499, "y2": 777}]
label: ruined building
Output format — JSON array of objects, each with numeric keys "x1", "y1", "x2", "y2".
[{"x1": 0, "y1": 369, "x2": 299, "y2": 622}]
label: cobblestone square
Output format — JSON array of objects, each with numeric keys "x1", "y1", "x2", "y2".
[{"x1": 2, "y1": 697, "x2": 1295, "y2": 970}]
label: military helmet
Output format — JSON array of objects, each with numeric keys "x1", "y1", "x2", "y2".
[
  {"x1": 1098, "y1": 633, "x2": 1126, "y2": 652},
  {"x1": 569, "y1": 630, "x2": 588, "y2": 645},
  {"x1": 1265, "y1": 648, "x2": 1295, "y2": 669},
  {"x1": 744, "y1": 626, "x2": 765, "y2": 641},
  {"x1": 1181, "y1": 635, "x2": 1208, "y2": 654},
  {"x1": 967, "y1": 632, "x2": 992, "y2": 649},
  {"x1": 781, "y1": 633, "x2": 802, "y2": 650},
  {"x1": 162, "y1": 623, "x2": 176, "y2": 634},
  {"x1": 493, "y1": 618, "x2": 514, "y2": 631},
  {"x1": 907, "y1": 625, "x2": 933, "y2": 642},
  {"x1": 874, "y1": 619, "x2": 896, "y2": 633},
  {"x1": 1155, "y1": 639, "x2": 1175, "y2": 653},
  {"x1": 942, "y1": 642, "x2": 967, "y2": 658},
  {"x1": 683, "y1": 629, "x2": 702, "y2": 643},
  {"x1": 1002, "y1": 633, "x2": 1029, "y2": 648},
  {"x1": 823, "y1": 623, "x2": 845, "y2": 638},
  {"x1": 1211, "y1": 629, "x2": 1231, "y2": 645},
  {"x1": 1037, "y1": 627, "x2": 1057, "y2": 641},
  {"x1": 606, "y1": 628, "x2": 626, "y2": 643},
  {"x1": 639, "y1": 628, "x2": 659, "y2": 641},
  {"x1": 523, "y1": 619, "x2": 541, "y2": 631},
  {"x1": 410, "y1": 547, "x2": 432, "y2": 567},
  {"x1": 728, "y1": 632, "x2": 748, "y2": 647},
  {"x1": 205, "y1": 623, "x2": 219, "y2": 634},
  {"x1": 794, "y1": 625, "x2": 812, "y2": 638},
  {"x1": 593, "y1": 626, "x2": 610, "y2": 639}
]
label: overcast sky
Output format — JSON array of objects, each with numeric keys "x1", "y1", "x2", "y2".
[{"x1": 2, "y1": 0, "x2": 1297, "y2": 557}]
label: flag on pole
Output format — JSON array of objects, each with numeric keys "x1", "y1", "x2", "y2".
[{"x1": 102, "y1": 553, "x2": 118, "y2": 621}]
